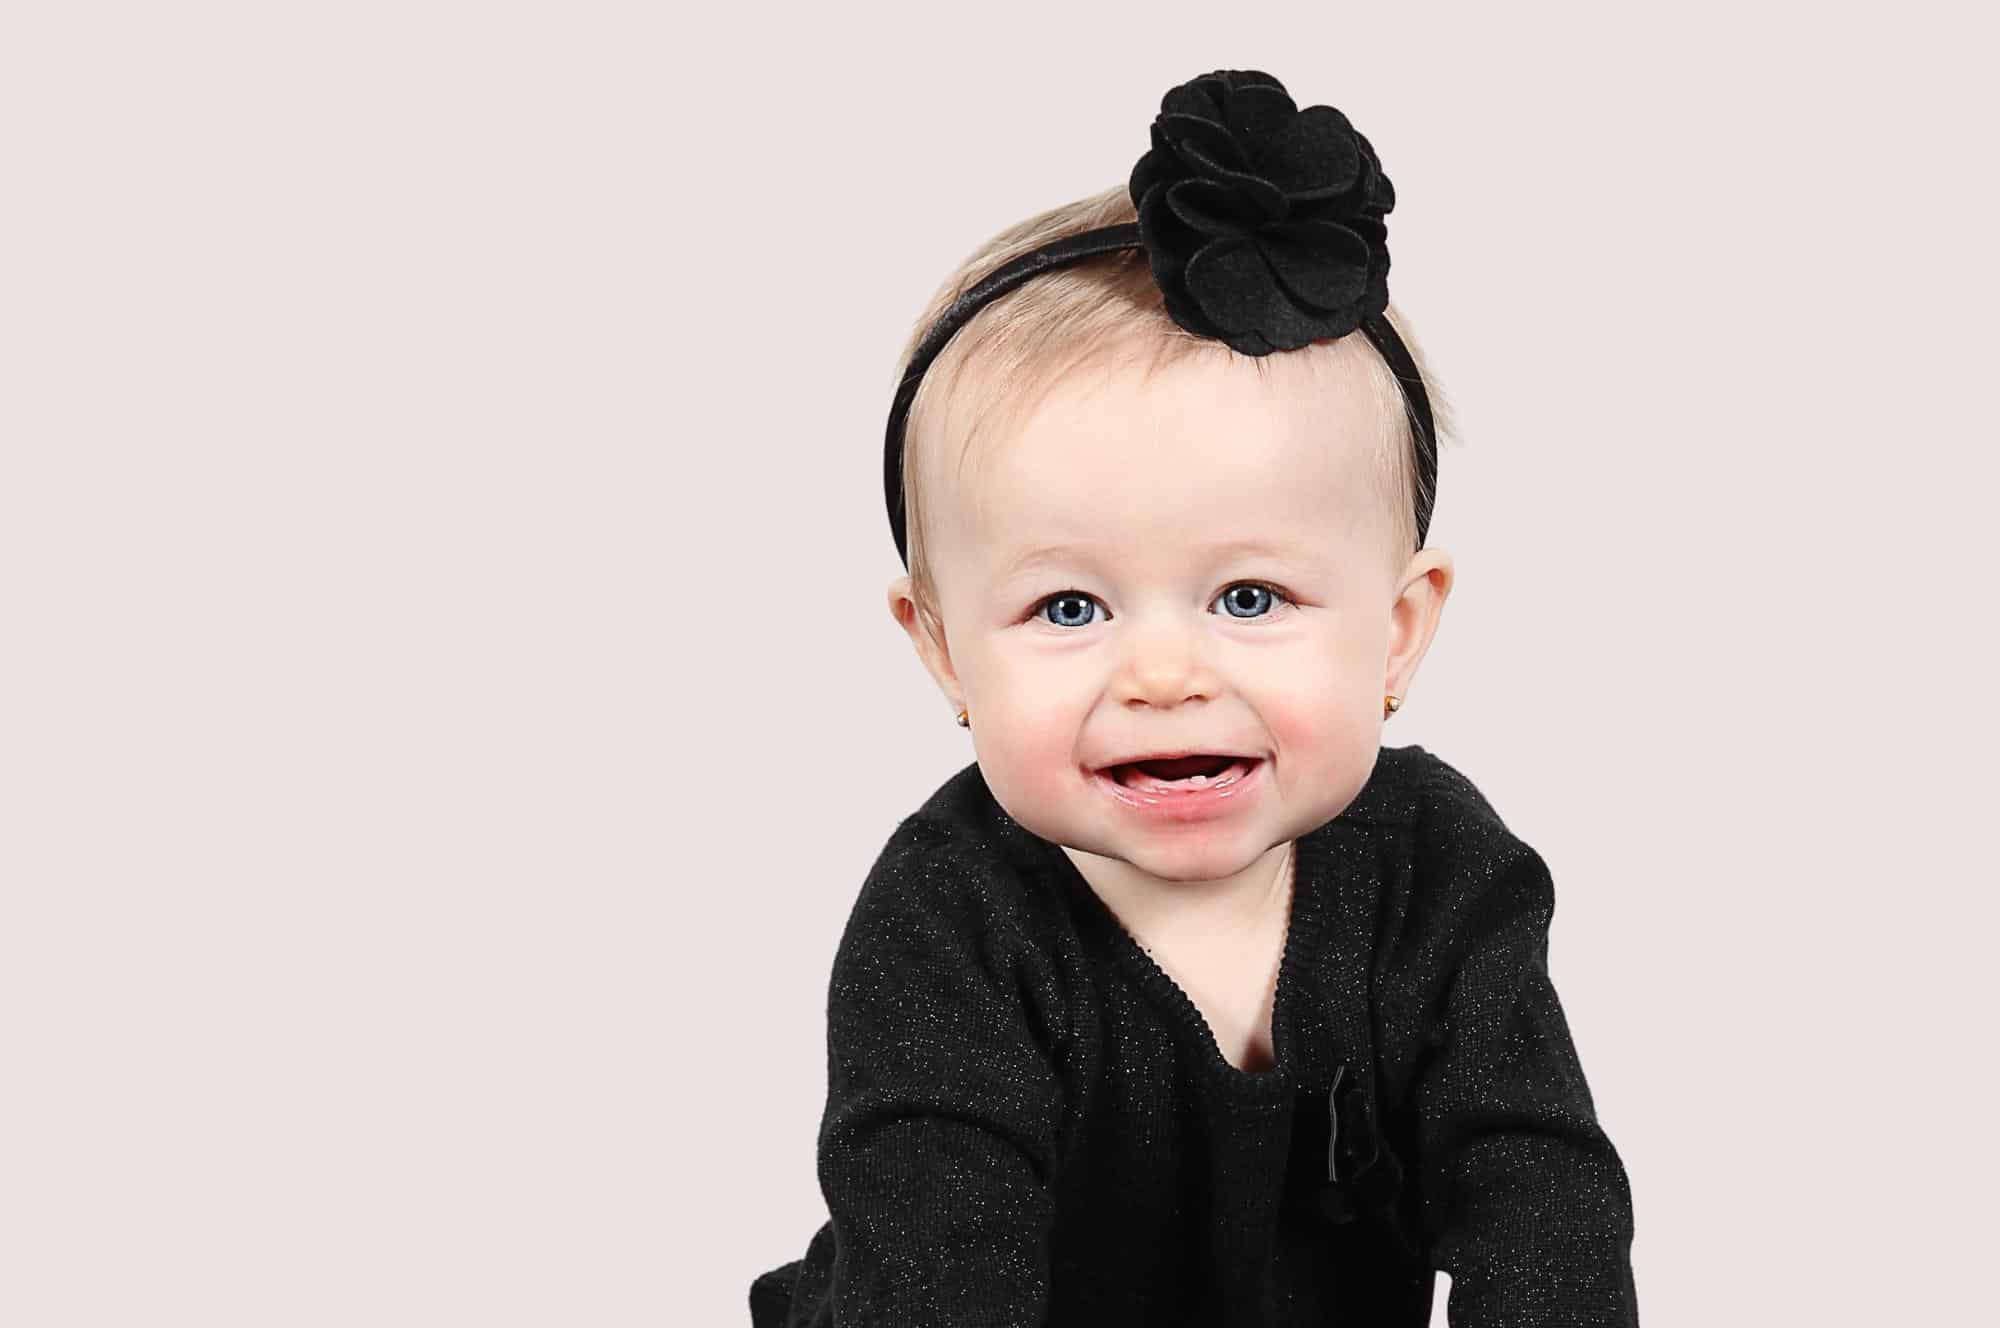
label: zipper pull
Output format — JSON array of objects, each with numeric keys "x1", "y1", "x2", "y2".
[{"x1": 1326, "y1": 1063, "x2": 1346, "y2": 1183}]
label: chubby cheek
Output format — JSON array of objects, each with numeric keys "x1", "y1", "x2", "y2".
[
  {"x1": 1256, "y1": 661, "x2": 1383, "y2": 812},
  {"x1": 962, "y1": 663, "x2": 1090, "y2": 830}
]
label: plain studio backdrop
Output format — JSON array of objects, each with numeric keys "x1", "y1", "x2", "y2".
[{"x1": 2, "y1": 3, "x2": 1994, "y2": 1324}]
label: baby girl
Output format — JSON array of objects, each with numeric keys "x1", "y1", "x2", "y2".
[{"x1": 750, "y1": 69, "x2": 1639, "y2": 1328}]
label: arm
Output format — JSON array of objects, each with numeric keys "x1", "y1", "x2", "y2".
[
  {"x1": 814, "y1": 824, "x2": 1066, "y2": 1328},
  {"x1": 1410, "y1": 768, "x2": 1640, "y2": 1326}
]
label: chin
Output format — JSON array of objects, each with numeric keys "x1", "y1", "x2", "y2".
[
  {"x1": 1054, "y1": 820, "x2": 1274, "y2": 884},
  {"x1": 1122, "y1": 840, "x2": 1274, "y2": 884}
]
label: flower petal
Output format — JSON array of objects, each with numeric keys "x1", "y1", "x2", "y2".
[
  {"x1": 1167, "y1": 133, "x2": 1287, "y2": 214},
  {"x1": 1186, "y1": 239, "x2": 1334, "y2": 354},
  {"x1": 1353, "y1": 130, "x2": 1396, "y2": 213},
  {"x1": 1165, "y1": 177, "x2": 1264, "y2": 238},
  {"x1": 1160, "y1": 78, "x2": 1223, "y2": 122},
  {"x1": 1222, "y1": 78, "x2": 1296, "y2": 142},
  {"x1": 1158, "y1": 110, "x2": 1247, "y2": 176},
  {"x1": 1137, "y1": 182, "x2": 1206, "y2": 261},
  {"x1": 1260, "y1": 104, "x2": 1363, "y2": 200},
  {"x1": 1183, "y1": 238, "x2": 1276, "y2": 336},
  {"x1": 1260, "y1": 219, "x2": 1371, "y2": 314},
  {"x1": 1128, "y1": 125, "x2": 1174, "y2": 209}
]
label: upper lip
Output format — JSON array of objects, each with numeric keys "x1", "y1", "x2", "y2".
[{"x1": 1096, "y1": 750, "x2": 1260, "y2": 771}]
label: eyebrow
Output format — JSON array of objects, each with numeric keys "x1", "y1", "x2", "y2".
[{"x1": 998, "y1": 538, "x2": 1310, "y2": 579}]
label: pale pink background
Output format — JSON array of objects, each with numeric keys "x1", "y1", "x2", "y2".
[{"x1": 2, "y1": 3, "x2": 1992, "y2": 1325}]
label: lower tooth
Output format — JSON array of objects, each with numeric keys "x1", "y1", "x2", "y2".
[{"x1": 1133, "y1": 765, "x2": 1242, "y2": 793}]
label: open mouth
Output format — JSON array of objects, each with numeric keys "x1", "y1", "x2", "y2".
[{"x1": 1100, "y1": 754, "x2": 1259, "y2": 793}]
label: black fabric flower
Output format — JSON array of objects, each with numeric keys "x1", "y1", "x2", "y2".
[
  {"x1": 1286, "y1": 1062, "x2": 1416, "y2": 1264},
  {"x1": 1317, "y1": 1064, "x2": 1404, "y2": 1223},
  {"x1": 1128, "y1": 69, "x2": 1396, "y2": 356}
]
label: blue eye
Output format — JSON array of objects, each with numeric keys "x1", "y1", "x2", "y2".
[
  {"x1": 1030, "y1": 583, "x2": 1294, "y2": 629},
  {"x1": 1215, "y1": 583, "x2": 1289, "y2": 619},
  {"x1": 1037, "y1": 591, "x2": 1103, "y2": 629}
]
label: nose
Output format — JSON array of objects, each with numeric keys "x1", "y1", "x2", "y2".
[{"x1": 1113, "y1": 613, "x2": 1217, "y2": 709}]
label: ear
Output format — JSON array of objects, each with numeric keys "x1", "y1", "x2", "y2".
[
  {"x1": 1385, "y1": 547, "x2": 1454, "y2": 701},
  {"x1": 887, "y1": 574, "x2": 966, "y2": 716}
]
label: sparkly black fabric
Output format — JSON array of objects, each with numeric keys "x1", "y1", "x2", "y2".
[{"x1": 749, "y1": 743, "x2": 1639, "y2": 1326}]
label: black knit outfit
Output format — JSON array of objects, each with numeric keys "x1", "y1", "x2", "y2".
[{"x1": 749, "y1": 743, "x2": 1639, "y2": 1326}]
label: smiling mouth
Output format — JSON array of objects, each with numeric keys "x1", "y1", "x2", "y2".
[{"x1": 1100, "y1": 754, "x2": 1260, "y2": 792}]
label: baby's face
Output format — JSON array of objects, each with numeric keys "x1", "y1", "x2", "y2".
[{"x1": 898, "y1": 348, "x2": 1451, "y2": 887}]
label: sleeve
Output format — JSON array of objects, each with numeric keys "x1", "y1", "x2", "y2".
[
  {"x1": 1408, "y1": 764, "x2": 1640, "y2": 1326},
  {"x1": 812, "y1": 824, "x2": 1066, "y2": 1328}
]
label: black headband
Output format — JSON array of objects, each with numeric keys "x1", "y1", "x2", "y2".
[{"x1": 883, "y1": 69, "x2": 1438, "y2": 567}]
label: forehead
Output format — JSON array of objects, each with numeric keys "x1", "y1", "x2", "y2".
[{"x1": 944, "y1": 345, "x2": 1391, "y2": 571}]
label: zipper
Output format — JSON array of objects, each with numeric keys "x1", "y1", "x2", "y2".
[{"x1": 1326, "y1": 1063, "x2": 1345, "y2": 1182}]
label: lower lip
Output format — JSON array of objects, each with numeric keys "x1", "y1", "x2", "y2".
[{"x1": 1090, "y1": 758, "x2": 1265, "y2": 823}]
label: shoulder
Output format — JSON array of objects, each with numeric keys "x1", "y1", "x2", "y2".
[
  {"x1": 1355, "y1": 742, "x2": 1515, "y2": 833},
  {"x1": 888, "y1": 759, "x2": 1079, "y2": 948},
  {"x1": 1407, "y1": 745, "x2": 1514, "y2": 833},
  {"x1": 822, "y1": 812, "x2": 1073, "y2": 1142},
  {"x1": 858, "y1": 761, "x2": 1049, "y2": 931},
  {"x1": 902, "y1": 757, "x2": 1029, "y2": 858},
  {"x1": 1386, "y1": 744, "x2": 1538, "y2": 861},
  {"x1": 832, "y1": 771, "x2": 1069, "y2": 1039},
  {"x1": 839, "y1": 811, "x2": 1020, "y2": 961},
  {"x1": 1387, "y1": 745, "x2": 1558, "y2": 963},
  {"x1": 1329, "y1": 741, "x2": 1514, "y2": 832}
]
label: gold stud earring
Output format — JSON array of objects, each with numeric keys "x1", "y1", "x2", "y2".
[
  {"x1": 955, "y1": 708, "x2": 970, "y2": 728},
  {"x1": 1383, "y1": 695, "x2": 1401, "y2": 718}
]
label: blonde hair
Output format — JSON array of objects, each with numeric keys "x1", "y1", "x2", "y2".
[{"x1": 895, "y1": 183, "x2": 1458, "y2": 636}]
